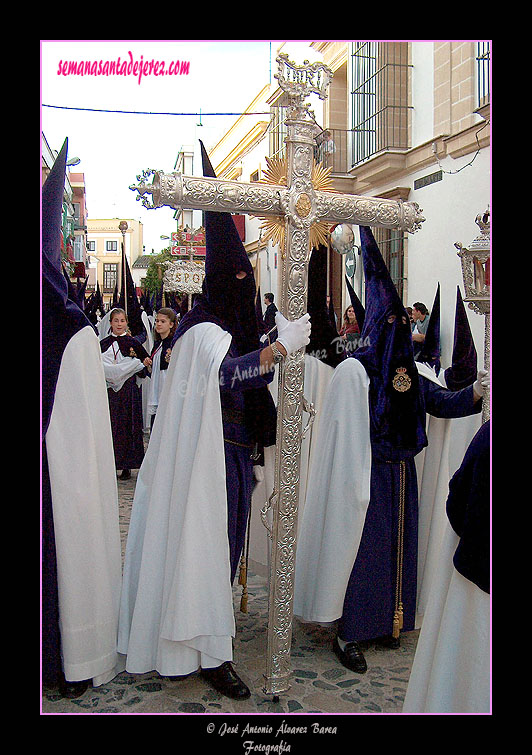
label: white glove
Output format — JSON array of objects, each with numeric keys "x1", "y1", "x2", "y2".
[
  {"x1": 473, "y1": 368, "x2": 489, "y2": 397},
  {"x1": 275, "y1": 312, "x2": 311, "y2": 355},
  {"x1": 253, "y1": 465, "x2": 265, "y2": 483}
]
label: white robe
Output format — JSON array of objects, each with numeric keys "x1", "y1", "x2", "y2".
[
  {"x1": 403, "y1": 520, "x2": 490, "y2": 713},
  {"x1": 140, "y1": 311, "x2": 154, "y2": 430},
  {"x1": 101, "y1": 337, "x2": 144, "y2": 393},
  {"x1": 293, "y1": 356, "x2": 372, "y2": 624},
  {"x1": 414, "y1": 363, "x2": 485, "y2": 626},
  {"x1": 117, "y1": 322, "x2": 236, "y2": 675},
  {"x1": 248, "y1": 354, "x2": 335, "y2": 577},
  {"x1": 298, "y1": 355, "x2": 336, "y2": 524},
  {"x1": 293, "y1": 359, "x2": 455, "y2": 627},
  {"x1": 414, "y1": 363, "x2": 453, "y2": 626},
  {"x1": 440, "y1": 371, "x2": 483, "y2": 477},
  {"x1": 97, "y1": 311, "x2": 111, "y2": 340},
  {"x1": 45, "y1": 326, "x2": 124, "y2": 685}
]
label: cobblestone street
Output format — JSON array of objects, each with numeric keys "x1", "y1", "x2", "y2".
[{"x1": 42, "y1": 447, "x2": 419, "y2": 718}]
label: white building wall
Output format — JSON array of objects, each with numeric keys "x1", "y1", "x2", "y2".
[
  {"x1": 346, "y1": 41, "x2": 490, "y2": 372},
  {"x1": 353, "y1": 152, "x2": 489, "y2": 372},
  {"x1": 407, "y1": 152, "x2": 489, "y2": 370},
  {"x1": 411, "y1": 42, "x2": 435, "y2": 147}
]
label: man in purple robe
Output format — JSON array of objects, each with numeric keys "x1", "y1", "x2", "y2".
[
  {"x1": 117, "y1": 141, "x2": 310, "y2": 700},
  {"x1": 334, "y1": 227, "x2": 487, "y2": 673}
]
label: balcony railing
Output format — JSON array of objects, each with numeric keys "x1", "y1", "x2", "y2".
[
  {"x1": 314, "y1": 129, "x2": 353, "y2": 174},
  {"x1": 271, "y1": 125, "x2": 409, "y2": 176}
]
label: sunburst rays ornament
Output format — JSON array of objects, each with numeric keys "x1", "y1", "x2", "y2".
[{"x1": 253, "y1": 155, "x2": 337, "y2": 255}]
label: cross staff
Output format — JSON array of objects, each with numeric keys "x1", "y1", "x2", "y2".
[{"x1": 129, "y1": 54, "x2": 425, "y2": 697}]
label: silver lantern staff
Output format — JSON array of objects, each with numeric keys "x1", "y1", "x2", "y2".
[{"x1": 454, "y1": 208, "x2": 490, "y2": 424}]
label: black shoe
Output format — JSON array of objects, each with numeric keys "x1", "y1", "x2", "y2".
[
  {"x1": 333, "y1": 636, "x2": 367, "y2": 674},
  {"x1": 58, "y1": 677, "x2": 90, "y2": 699},
  {"x1": 200, "y1": 661, "x2": 251, "y2": 700},
  {"x1": 376, "y1": 634, "x2": 401, "y2": 649},
  {"x1": 119, "y1": 469, "x2": 131, "y2": 480}
]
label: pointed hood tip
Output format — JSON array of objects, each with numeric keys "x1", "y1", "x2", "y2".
[
  {"x1": 199, "y1": 139, "x2": 253, "y2": 282},
  {"x1": 417, "y1": 282, "x2": 441, "y2": 373},
  {"x1": 444, "y1": 285, "x2": 478, "y2": 390},
  {"x1": 358, "y1": 225, "x2": 407, "y2": 323},
  {"x1": 42, "y1": 138, "x2": 69, "y2": 271},
  {"x1": 345, "y1": 275, "x2": 365, "y2": 331},
  {"x1": 199, "y1": 139, "x2": 216, "y2": 179},
  {"x1": 172, "y1": 140, "x2": 258, "y2": 355}
]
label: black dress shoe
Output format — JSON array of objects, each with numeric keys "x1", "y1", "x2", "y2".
[
  {"x1": 58, "y1": 677, "x2": 90, "y2": 699},
  {"x1": 333, "y1": 636, "x2": 367, "y2": 674},
  {"x1": 119, "y1": 469, "x2": 131, "y2": 480},
  {"x1": 376, "y1": 634, "x2": 401, "y2": 649},
  {"x1": 200, "y1": 661, "x2": 251, "y2": 700}
]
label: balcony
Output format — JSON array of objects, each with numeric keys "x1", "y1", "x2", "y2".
[
  {"x1": 314, "y1": 129, "x2": 352, "y2": 175},
  {"x1": 269, "y1": 128, "x2": 410, "y2": 192}
]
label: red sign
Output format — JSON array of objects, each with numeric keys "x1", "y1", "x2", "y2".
[
  {"x1": 170, "y1": 230, "x2": 206, "y2": 256},
  {"x1": 171, "y1": 246, "x2": 206, "y2": 256},
  {"x1": 185, "y1": 232, "x2": 205, "y2": 243}
]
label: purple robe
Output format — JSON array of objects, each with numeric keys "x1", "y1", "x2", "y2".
[
  {"x1": 219, "y1": 345, "x2": 274, "y2": 582},
  {"x1": 338, "y1": 379, "x2": 482, "y2": 643}
]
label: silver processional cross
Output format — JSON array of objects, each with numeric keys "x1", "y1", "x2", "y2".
[{"x1": 130, "y1": 53, "x2": 425, "y2": 697}]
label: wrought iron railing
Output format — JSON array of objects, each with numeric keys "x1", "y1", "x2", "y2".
[
  {"x1": 476, "y1": 42, "x2": 490, "y2": 108},
  {"x1": 313, "y1": 129, "x2": 352, "y2": 174}
]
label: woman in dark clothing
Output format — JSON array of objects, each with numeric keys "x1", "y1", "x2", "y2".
[
  {"x1": 100, "y1": 308, "x2": 149, "y2": 480},
  {"x1": 339, "y1": 304, "x2": 360, "y2": 352}
]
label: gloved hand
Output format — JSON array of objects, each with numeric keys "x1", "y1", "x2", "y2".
[
  {"x1": 275, "y1": 312, "x2": 311, "y2": 355},
  {"x1": 473, "y1": 368, "x2": 489, "y2": 398}
]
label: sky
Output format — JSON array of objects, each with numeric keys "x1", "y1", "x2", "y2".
[{"x1": 41, "y1": 40, "x2": 320, "y2": 255}]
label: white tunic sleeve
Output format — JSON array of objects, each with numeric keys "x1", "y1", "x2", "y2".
[{"x1": 101, "y1": 341, "x2": 143, "y2": 392}]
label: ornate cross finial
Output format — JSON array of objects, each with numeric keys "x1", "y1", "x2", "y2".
[
  {"x1": 275, "y1": 52, "x2": 333, "y2": 102},
  {"x1": 129, "y1": 169, "x2": 159, "y2": 209}
]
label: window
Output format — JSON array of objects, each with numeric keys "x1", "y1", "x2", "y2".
[
  {"x1": 106, "y1": 240, "x2": 118, "y2": 251},
  {"x1": 73, "y1": 236, "x2": 83, "y2": 262},
  {"x1": 372, "y1": 227, "x2": 407, "y2": 301},
  {"x1": 476, "y1": 42, "x2": 490, "y2": 108},
  {"x1": 350, "y1": 42, "x2": 411, "y2": 167},
  {"x1": 103, "y1": 263, "x2": 118, "y2": 292},
  {"x1": 87, "y1": 240, "x2": 95, "y2": 251},
  {"x1": 269, "y1": 104, "x2": 288, "y2": 161}
]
